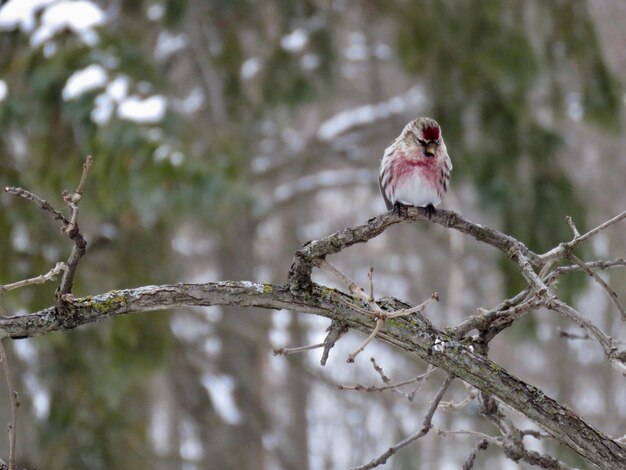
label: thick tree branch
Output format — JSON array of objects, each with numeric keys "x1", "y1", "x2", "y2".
[
  {"x1": 0, "y1": 280, "x2": 624, "y2": 468},
  {"x1": 3, "y1": 202, "x2": 625, "y2": 468},
  {"x1": 288, "y1": 207, "x2": 540, "y2": 293}
]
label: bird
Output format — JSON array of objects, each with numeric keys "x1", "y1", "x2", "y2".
[{"x1": 379, "y1": 117, "x2": 452, "y2": 217}]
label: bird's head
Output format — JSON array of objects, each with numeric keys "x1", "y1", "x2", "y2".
[{"x1": 401, "y1": 117, "x2": 444, "y2": 159}]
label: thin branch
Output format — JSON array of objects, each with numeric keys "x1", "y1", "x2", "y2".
[
  {"x1": 0, "y1": 341, "x2": 19, "y2": 470},
  {"x1": 56, "y1": 156, "x2": 92, "y2": 310},
  {"x1": 567, "y1": 253, "x2": 625, "y2": 321},
  {"x1": 565, "y1": 215, "x2": 580, "y2": 238},
  {"x1": 539, "y1": 210, "x2": 626, "y2": 263},
  {"x1": 384, "y1": 292, "x2": 439, "y2": 319},
  {"x1": 510, "y1": 248, "x2": 625, "y2": 371},
  {"x1": 4, "y1": 186, "x2": 69, "y2": 226},
  {"x1": 440, "y1": 383, "x2": 479, "y2": 412},
  {"x1": 320, "y1": 321, "x2": 348, "y2": 366},
  {"x1": 369, "y1": 357, "x2": 433, "y2": 400},
  {"x1": 351, "y1": 375, "x2": 454, "y2": 470},
  {"x1": 463, "y1": 439, "x2": 490, "y2": 470},
  {"x1": 273, "y1": 342, "x2": 326, "y2": 356},
  {"x1": 435, "y1": 427, "x2": 499, "y2": 443},
  {"x1": 338, "y1": 365, "x2": 435, "y2": 398},
  {"x1": 0, "y1": 262, "x2": 67, "y2": 295},
  {"x1": 318, "y1": 259, "x2": 437, "y2": 361},
  {"x1": 547, "y1": 258, "x2": 626, "y2": 279},
  {"x1": 347, "y1": 318, "x2": 384, "y2": 363},
  {"x1": 454, "y1": 257, "x2": 626, "y2": 340},
  {"x1": 437, "y1": 428, "x2": 573, "y2": 470}
]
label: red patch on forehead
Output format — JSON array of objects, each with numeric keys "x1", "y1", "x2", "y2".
[{"x1": 422, "y1": 126, "x2": 440, "y2": 141}]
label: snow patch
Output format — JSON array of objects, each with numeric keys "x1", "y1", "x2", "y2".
[
  {"x1": 0, "y1": 80, "x2": 7, "y2": 102},
  {"x1": 281, "y1": 28, "x2": 308, "y2": 52},
  {"x1": 118, "y1": 95, "x2": 167, "y2": 123},
  {"x1": 202, "y1": 374, "x2": 242, "y2": 425},
  {"x1": 317, "y1": 86, "x2": 425, "y2": 141},
  {"x1": 62, "y1": 64, "x2": 107, "y2": 100},
  {"x1": 30, "y1": 0, "x2": 106, "y2": 48},
  {"x1": 241, "y1": 57, "x2": 261, "y2": 79},
  {"x1": 0, "y1": 0, "x2": 57, "y2": 32}
]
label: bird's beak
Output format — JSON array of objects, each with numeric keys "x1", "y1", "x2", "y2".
[{"x1": 425, "y1": 145, "x2": 436, "y2": 157}]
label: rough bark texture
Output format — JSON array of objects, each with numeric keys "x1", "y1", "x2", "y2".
[{"x1": 1, "y1": 208, "x2": 625, "y2": 469}]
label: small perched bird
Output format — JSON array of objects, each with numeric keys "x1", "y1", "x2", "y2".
[{"x1": 379, "y1": 117, "x2": 452, "y2": 216}]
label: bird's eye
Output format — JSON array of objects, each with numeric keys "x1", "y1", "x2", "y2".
[{"x1": 417, "y1": 138, "x2": 427, "y2": 146}]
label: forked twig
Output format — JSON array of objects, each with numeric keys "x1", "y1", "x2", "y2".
[
  {"x1": 317, "y1": 259, "x2": 438, "y2": 362},
  {"x1": 351, "y1": 375, "x2": 454, "y2": 470},
  {"x1": 0, "y1": 262, "x2": 67, "y2": 295},
  {"x1": 567, "y1": 253, "x2": 625, "y2": 321}
]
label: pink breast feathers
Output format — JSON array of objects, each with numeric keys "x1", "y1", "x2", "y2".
[{"x1": 393, "y1": 154, "x2": 438, "y2": 186}]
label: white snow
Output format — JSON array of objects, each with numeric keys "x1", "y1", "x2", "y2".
[
  {"x1": 0, "y1": 80, "x2": 7, "y2": 102},
  {"x1": 0, "y1": 0, "x2": 57, "y2": 32},
  {"x1": 154, "y1": 31, "x2": 187, "y2": 60},
  {"x1": 147, "y1": 3, "x2": 164, "y2": 21},
  {"x1": 281, "y1": 28, "x2": 308, "y2": 52},
  {"x1": 171, "y1": 87, "x2": 205, "y2": 114},
  {"x1": 317, "y1": 86, "x2": 425, "y2": 142},
  {"x1": 62, "y1": 64, "x2": 107, "y2": 100},
  {"x1": 301, "y1": 53, "x2": 320, "y2": 70},
  {"x1": 91, "y1": 92, "x2": 113, "y2": 125},
  {"x1": 107, "y1": 75, "x2": 130, "y2": 102},
  {"x1": 202, "y1": 374, "x2": 242, "y2": 425},
  {"x1": 30, "y1": 0, "x2": 106, "y2": 48},
  {"x1": 117, "y1": 95, "x2": 167, "y2": 123},
  {"x1": 241, "y1": 57, "x2": 261, "y2": 79},
  {"x1": 272, "y1": 169, "x2": 374, "y2": 204}
]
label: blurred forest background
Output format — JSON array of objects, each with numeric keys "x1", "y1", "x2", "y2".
[{"x1": 0, "y1": 0, "x2": 625, "y2": 469}]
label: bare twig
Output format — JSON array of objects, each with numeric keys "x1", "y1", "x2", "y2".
[
  {"x1": 385, "y1": 293, "x2": 439, "y2": 319},
  {"x1": 350, "y1": 375, "x2": 454, "y2": 470},
  {"x1": 369, "y1": 357, "x2": 432, "y2": 400},
  {"x1": 558, "y1": 329, "x2": 591, "y2": 341},
  {"x1": 565, "y1": 215, "x2": 580, "y2": 238},
  {"x1": 318, "y1": 259, "x2": 438, "y2": 361},
  {"x1": 567, "y1": 253, "x2": 625, "y2": 321},
  {"x1": 0, "y1": 262, "x2": 67, "y2": 295},
  {"x1": 5, "y1": 157, "x2": 93, "y2": 315},
  {"x1": 338, "y1": 364, "x2": 435, "y2": 398},
  {"x1": 437, "y1": 427, "x2": 572, "y2": 470},
  {"x1": 320, "y1": 321, "x2": 348, "y2": 366},
  {"x1": 56, "y1": 156, "x2": 93, "y2": 311},
  {"x1": 436, "y1": 427, "x2": 498, "y2": 443},
  {"x1": 539, "y1": 210, "x2": 626, "y2": 263},
  {"x1": 347, "y1": 318, "x2": 384, "y2": 363},
  {"x1": 454, "y1": 256, "x2": 626, "y2": 340},
  {"x1": 4, "y1": 187, "x2": 69, "y2": 226},
  {"x1": 547, "y1": 258, "x2": 626, "y2": 280},
  {"x1": 273, "y1": 342, "x2": 326, "y2": 356},
  {"x1": 462, "y1": 439, "x2": 490, "y2": 470},
  {"x1": 0, "y1": 342, "x2": 18, "y2": 470},
  {"x1": 440, "y1": 382, "x2": 479, "y2": 411},
  {"x1": 509, "y1": 248, "x2": 625, "y2": 372},
  {"x1": 62, "y1": 155, "x2": 93, "y2": 234}
]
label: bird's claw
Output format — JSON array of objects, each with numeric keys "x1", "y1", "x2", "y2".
[
  {"x1": 424, "y1": 204, "x2": 436, "y2": 220},
  {"x1": 393, "y1": 202, "x2": 409, "y2": 217}
]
